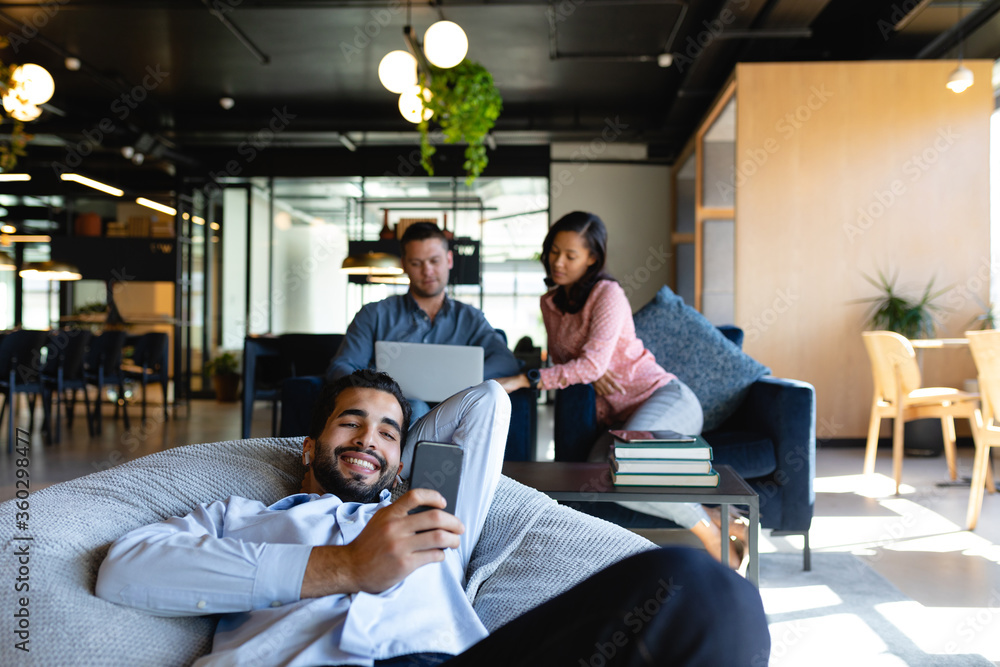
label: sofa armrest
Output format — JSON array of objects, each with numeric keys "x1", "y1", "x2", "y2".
[{"x1": 724, "y1": 376, "x2": 816, "y2": 532}]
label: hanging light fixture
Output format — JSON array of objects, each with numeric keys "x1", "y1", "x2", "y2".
[
  {"x1": 19, "y1": 260, "x2": 82, "y2": 281},
  {"x1": 398, "y1": 85, "x2": 433, "y2": 124},
  {"x1": 377, "y1": 2, "x2": 468, "y2": 123},
  {"x1": 340, "y1": 252, "x2": 404, "y2": 275},
  {"x1": 9, "y1": 64, "x2": 55, "y2": 105},
  {"x1": 946, "y1": 0, "x2": 974, "y2": 93},
  {"x1": 379, "y1": 50, "x2": 419, "y2": 93},
  {"x1": 423, "y1": 20, "x2": 468, "y2": 69}
]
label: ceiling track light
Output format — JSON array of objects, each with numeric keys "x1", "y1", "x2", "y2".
[
  {"x1": 60, "y1": 173, "x2": 124, "y2": 197},
  {"x1": 136, "y1": 197, "x2": 177, "y2": 216}
]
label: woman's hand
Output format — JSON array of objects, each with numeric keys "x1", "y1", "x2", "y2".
[
  {"x1": 495, "y1": 374, "x2": 529, "y2": 394},
  {"x1": 593, "y1": 370, "x2": 623, "y2": 396}
]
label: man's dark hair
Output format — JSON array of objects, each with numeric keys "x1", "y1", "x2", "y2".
[
  {"x1": 399, "y1": 222, "x2": 448, "y2": 257},
  {"x1": 308, "y1": 369, "x2": 412, "y2": 444}
]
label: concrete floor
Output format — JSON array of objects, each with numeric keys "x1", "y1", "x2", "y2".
[{"x1": 2, "y1": 395, "x2": 999, "y2": 661}]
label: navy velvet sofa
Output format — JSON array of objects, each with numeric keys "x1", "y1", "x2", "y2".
[{"x1": 554, "y1": 296, "x2": 816, "y2": 570}]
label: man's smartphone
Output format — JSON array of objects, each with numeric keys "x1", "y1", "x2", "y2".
[{"x1": 407, "y1": 441, "x2": 464, "y2": 515}]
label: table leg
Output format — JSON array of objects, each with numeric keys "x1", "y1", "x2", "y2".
[
  {"x1": 720, "y1": 502, "x2": 730, "y2": 565},
  {"x1": 748, "y1": 497, "x2": 759, "y2": 587}
]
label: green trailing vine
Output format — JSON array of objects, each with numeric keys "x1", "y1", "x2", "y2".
[
  {"x1": 418, "y1": 59, "x2": 502, "y2": 184},
  {"x1": 0, "y1": 37, "x2": 33, "y2": 172}
]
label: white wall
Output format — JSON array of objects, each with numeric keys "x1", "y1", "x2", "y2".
[
  {"x1": 549, "y1": 149, "x2": 671, "y2": 311},
  {"x1": 271, "y1": 224, "x2": 349, "y2": 334}
]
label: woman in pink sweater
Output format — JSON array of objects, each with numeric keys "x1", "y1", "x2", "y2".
[{"x1": 498, "y1": 211, "x2": 746, "y2": 568}]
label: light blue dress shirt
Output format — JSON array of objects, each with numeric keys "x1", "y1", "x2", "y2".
[
  {"x1": 328, "y1": 294, "x2": 520, "y2": 382},
  {"x1": 96, "y1": 382, "x2": 511, "y2": 667}
]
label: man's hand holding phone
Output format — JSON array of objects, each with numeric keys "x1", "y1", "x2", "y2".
[{"x1": 301, "y1": 488, "x2": 464, "y2": 598}]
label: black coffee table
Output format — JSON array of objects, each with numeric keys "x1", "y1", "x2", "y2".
[{"x1": 502, "y1": 462, "x2": 760, "y2": 586}]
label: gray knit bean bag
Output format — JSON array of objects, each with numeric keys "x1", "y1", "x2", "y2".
[{"x1": 0, "y1": 437, "x2": 654, "y2": 666}]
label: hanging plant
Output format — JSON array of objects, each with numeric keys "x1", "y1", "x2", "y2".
[
  {"x1": 418, "y1": 59, "x2": 502, "y2": 184},
  {"x1": 0, "y1": 38, "x2": 35, "y2": 172}
]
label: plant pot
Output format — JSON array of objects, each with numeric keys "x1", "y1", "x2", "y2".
[
  {"x1": 213, "y1": 374, "x2": 241, "y2": 402},
  {"x1": 903, "y1": 418, "x2": 944, "y2": 457}
]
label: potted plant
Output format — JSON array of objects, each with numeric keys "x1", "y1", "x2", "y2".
[
  {"x1": 205, "y1": 351, "x2": 241, "y2": 402},
  {"x1": 858, "y1": 268, "x2": 947, "y2": 339},
  {"x1": 858, "y1": 268, "x2": 950, "y2": 456},
  {"x1": 418, "y1": 59, "x2": 503, "y2": 184}
]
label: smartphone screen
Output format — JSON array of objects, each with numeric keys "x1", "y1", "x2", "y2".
[{"x1": 407, "y1": 441, "x2": 464, "y2": 514}]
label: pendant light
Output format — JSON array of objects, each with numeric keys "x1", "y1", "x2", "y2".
[{"x1": 946, "y1": 0, "x2": 974, "y2": 93}]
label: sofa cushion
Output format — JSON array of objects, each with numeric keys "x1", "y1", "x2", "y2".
[
  {"x1": 633, "y1": 286, "x2": 770, "y2": 431},
  {"x1": 703, "y1": 429, "x2": 778, "y2": 480}
]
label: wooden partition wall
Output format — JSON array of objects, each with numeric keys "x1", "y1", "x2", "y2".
[{"x1": 733, "y1": 60, "x2": 993, "y2": 439}]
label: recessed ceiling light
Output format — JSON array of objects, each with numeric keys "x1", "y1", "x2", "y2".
[
  {"x1": 657, "y1": 53, "x2": 673, "y2": 68},
  {"x1": 219, "y1": 97, "x2": 235, "y2": 110},
  {"x1": 64, "y1": 57, "x2": 81, "y2": 71}
]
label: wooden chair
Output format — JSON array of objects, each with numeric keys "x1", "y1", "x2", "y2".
[
  {"x1": 861, "y1": 331, "x2": 979, "y2": 494},
  {"x1": 961, "y1": 331, "x2": 999, "y2": 530}
]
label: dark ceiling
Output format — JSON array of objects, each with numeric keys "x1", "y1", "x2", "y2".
[{"x1": 1, "y1": 0, "x2": 998, "y2": 194}]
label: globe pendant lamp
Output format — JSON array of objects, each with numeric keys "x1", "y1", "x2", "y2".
[
  {"x1": 398, "y1": 85, "x2": 432, "y2": 124},
  {"x1": 423, "y1": 20, "x2": 468, "y2": 69},
  {"x1": 378, "y1": 50, "x2": 418, "y2": 93},
  {"x1": 10, "y1": 64, "x2": 55, "y2": 105}
]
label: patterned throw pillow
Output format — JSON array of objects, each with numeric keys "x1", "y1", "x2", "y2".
[{"x1": 633, "y1": 286, "x2": 770, "y2": 431}]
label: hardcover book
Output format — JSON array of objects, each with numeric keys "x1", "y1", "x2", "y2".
[
  {"x1": 611, "y1": 458, "x2": 713, "y2": 474},
  {"x1": 612, "y1": 469, "x2": 720, "y2": 487},
  {"x1": 610, "y1": 441, "x2": 713, "y2": 461}
]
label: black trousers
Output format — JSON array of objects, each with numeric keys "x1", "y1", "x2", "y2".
[{"x1": 375, "y1": 546, "x2": 770, "y2": 667}]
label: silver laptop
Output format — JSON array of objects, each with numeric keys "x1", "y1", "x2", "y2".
[{"x1": 375, "y1": 341, "x2": 485, "y2": 403}]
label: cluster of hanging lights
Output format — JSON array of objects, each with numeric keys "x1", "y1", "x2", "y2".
[
  {"x1": 377, "y1": 18, "x2": 468, "y2": 123},
  {"x1": 2, "y1": 63, "x2": 55, "y2": 121}
]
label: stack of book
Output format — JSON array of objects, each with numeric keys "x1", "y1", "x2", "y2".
[{"x1": 609, "y1": 429, "x2": 719, "y2": 487}]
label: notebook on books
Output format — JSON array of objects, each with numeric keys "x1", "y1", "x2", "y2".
[{"x1": 609, "y1": 429, "x2": 696, "y2": 443}]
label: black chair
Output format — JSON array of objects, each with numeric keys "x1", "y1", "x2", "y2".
[
  {"x1": 123, "y1": 332, "x2": 169, "y2": 421},
  {"x1": 0, "y1": 330, "x2": 51, "y2": 453},
  {"x1": 41, "y1": 329, "x2": 94, "y2": 442},
  {"x1": 241, "y1": 333, "x2": 345, "y2": 438},
  {"x1": 241, "y1": 336, "x2": 283, "y2": 439},
  {"x1": 84, "y1": 330, "x2": 130, "y2": 435}
]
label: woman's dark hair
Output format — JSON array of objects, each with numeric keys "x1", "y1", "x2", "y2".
[
  {"x1": 541, "y1": 211, "x2": 615, "y2": 313},
  {"x1": 308, "y1": 369, "x2": 412, "y2": 444}
]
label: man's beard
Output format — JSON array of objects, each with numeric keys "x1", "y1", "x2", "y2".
[{"x1": 311, "y1": 443, "x2": 398, "y2": 504}]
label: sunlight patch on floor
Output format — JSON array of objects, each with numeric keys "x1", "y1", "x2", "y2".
[
  {"x1": 760, "y1": 584, "x2": 843, "y2": 614},
  {"x1": 767, "y1": 614, "x2": 902, "y2": 667},
  {"x1": 876, "y1": 600, "x2": 1000, "y2": 662}
]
